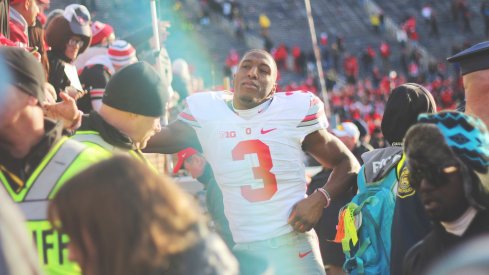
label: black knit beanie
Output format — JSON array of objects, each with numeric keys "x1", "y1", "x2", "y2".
[
  {"x1": 381, "y1": 83, "x2": 436, "y2": 145},
  {"x1": 102, "y1": 62, "x2": 169, "y2": 117}
]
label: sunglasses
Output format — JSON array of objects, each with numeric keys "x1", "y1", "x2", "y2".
[
  {"x1": 408, "y1": 162, "x2": 460, "y2": 190},
  {"x1": 68, "y1": 38, "x2": 84, "y2": 48}
]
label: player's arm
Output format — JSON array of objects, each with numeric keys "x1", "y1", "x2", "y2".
[
  {"x1": 303, "y1": 129, "x2": 359, "y2": 198},
  {"x1": 144, "y1": 120, "x2": 201, "y2": 154},
  {"x1": 288, "y1": 129, "x2": 360, "y2": 232}
]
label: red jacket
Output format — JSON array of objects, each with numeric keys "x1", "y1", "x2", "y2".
[
  {"x1": 8, "y1": 19, "x2": 28, "y2": 46},
  {"x1": 0, "y1": 34, "x2": 15, "y2": 46}
]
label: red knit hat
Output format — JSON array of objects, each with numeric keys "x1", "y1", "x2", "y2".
[{"x1": 90, "y1": 21, "x2": 114, "y2": 46}]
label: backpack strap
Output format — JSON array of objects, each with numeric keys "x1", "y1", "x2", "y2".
[
  {"x1": 357, "y1": 166, "x2": 367, "y2": 193},
  {"x1": 354, "y1": 239, "x2": 370, "y2": 274}
]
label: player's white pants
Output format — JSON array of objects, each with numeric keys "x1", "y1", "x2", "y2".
[{"x1": 233, "y1": 230, "x2": 326, "y2": 275}]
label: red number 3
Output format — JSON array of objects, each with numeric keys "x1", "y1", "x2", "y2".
[{"x1": 232, "y1": 140, "x2": 278, "y2": 202}]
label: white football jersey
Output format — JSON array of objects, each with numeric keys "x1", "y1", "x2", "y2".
[{"x1": 178, "y1": 91, "x2": 328, "y2": 243}]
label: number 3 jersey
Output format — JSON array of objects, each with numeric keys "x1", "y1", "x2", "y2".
[{"x1": 178, "y1": 91, "x2": 328, "y2": 243}]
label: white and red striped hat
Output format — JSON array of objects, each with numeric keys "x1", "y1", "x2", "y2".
[{"x1": 108, "y1": 40, "x2": 137, "y2": 67}]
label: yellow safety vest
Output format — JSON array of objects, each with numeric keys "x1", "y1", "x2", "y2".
[
  {"x1": 0, "y1": 137, "x2": 110, "y2": 275},
  {"x1": 72, "y1": 130, "x2": 157, "y2": 170}
]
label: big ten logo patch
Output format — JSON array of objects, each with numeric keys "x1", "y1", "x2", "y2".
[
  {"x1": 28, "y1": 221, "x2": 69, "y2": 266},
  {"x1": 220, "y1": 128, "x2": 253, "y2": 138},
  {"x1": 397, "y1": 166, "x2": 415, "y2": 198}
]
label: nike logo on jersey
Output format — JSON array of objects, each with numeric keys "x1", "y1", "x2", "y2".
[
  {"x1": 298, "y1": 250, "x2": 312, "y2": 259},
  {"x1": 260, "y1": 128, "x2": 277, "y2": 134}
]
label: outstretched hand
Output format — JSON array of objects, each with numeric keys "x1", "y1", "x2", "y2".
[
  {"x1": 43, "y1": 92, "x2": 82, "y2": 130},
  {"x1": 65, "y1": 86, "x2": 87, "y2": 101},
  {"x1": 287, "y1": 192, "x2": 326, "y2": 233}
]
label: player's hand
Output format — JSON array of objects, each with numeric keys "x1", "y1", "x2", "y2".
[{"x1": 287, "y1": 192, "x2": 326, "y2": 233}]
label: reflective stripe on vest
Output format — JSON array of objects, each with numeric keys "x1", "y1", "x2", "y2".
[
  {"x1": 18, "y1": 200, "x2": 49, "y2": 220},
  {"x1": 25, "y1": 139, "x2": 85, "y2": 201}
]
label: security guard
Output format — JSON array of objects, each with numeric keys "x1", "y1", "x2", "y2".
[
  {"x1": 448, "y1": 40, "x2": 489, "y2": 127},
  {"x1": 72, "y1": 62, "x2": 169, "y2": 167},
  {"x1": 0, "y1": 47, "x2": 110, "y2": 274}
]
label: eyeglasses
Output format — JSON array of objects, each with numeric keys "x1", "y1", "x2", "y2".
[
  {"x1": 68, "y1": 38, "x2": 84, "y2": 48},
  {"x1": 408, "y1": 162, "x2": 460, "y2": 190}
]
